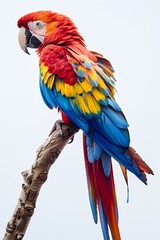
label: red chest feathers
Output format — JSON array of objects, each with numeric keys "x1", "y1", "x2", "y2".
[{"x1": 39, "y1": 45, "x2": 77, "y2": 85}]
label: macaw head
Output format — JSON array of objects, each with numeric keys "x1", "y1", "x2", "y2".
[{"x1": 18, "y1": 10, "x2": 85, "y2": 54}]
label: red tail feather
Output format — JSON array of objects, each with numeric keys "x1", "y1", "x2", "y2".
[
  {"x1": 92, "y1": 160, "x2": 121, "y2": 240},
  {"x1": 83, "y1": 134, "x2": 121, "y2": 240},
  {"x1": 128, "y1": 147, "x2": 154, "y2": 175}
]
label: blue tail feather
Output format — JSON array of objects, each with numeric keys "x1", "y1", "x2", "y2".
[{"x1": 99, "y1": 201, "x2": 110, "y2": 240}]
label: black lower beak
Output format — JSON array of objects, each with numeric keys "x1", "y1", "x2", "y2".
[{"x1": 25, "y1": 29, "x2": 42, "y2": 49}]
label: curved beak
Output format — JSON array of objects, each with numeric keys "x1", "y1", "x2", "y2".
[{"x1": 18, "y1": 27, "x2": 42, "y2": 55}]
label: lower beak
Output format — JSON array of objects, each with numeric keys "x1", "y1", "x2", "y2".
[{"x1": 18, "y1": 27, "x2": 42, "y2": 54}]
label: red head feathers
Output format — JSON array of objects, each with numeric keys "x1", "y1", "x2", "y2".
[{"x1": 18, "y1": 10, "x2": 85, "y2": 47}]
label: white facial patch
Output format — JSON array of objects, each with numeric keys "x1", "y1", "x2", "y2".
[{"x1": 28, "y1": 20, "x2": 46, "y2": 37}]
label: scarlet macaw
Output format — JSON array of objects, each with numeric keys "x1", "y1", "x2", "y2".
[{"x1": 17, "y1": 11, "x2": 153, "y2": 240}]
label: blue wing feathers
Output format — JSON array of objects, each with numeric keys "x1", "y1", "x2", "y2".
[
  {"x1": 81, "y1": 61, "x2": 92, "y2": 69},
  {"x1": 99, "y1": 87, "x2": 110, "y2": 96},
  {"x1": 108, "y1": 98, "x2": 122, "y2": 111},
  {"x1": 93, "y1": 131, "x2": 143, "y2": 179},
  {"x1": 93, "y1": 142, "x2": 103, "y2": 160},
  {"x1": 85, "y1": 135, "x2": 92, "y2": 146},
  {"x1": 101, "y1": 112, "x2": 130, "y2": 147},
  {"x1": 102, "y1": 152, "x2": 111, "y2": 177},
  {"x1": 39, "y1": 80, "x2": 54, "y2": 109},
  {"x1": 76, "y1": 69, "x2": 86, "y2": 78},
  {"x1": 98, "y1": 97, "x2": 108, "y2": 106},
  {"x1": 86, "y1": 138, "x2": 103, "y2": 163},
  {"x1": 54, "y1": 90, "x2": 72, "y2": 112},
  {"x1": 87, "y1": 143, "x2": 95, "y2": 163},
  {"x1": 103, "y1": 106, "x2": 129, "y2": 129},
  {"x1": 70, "y1": 99, "x2": 83, "y2": 116},
  {"x1": 90, "y1": 114, "x2": 129, "y2": 148}
]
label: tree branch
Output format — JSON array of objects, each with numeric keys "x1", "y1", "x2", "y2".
[{"x1": 3, "y1": 121, "x2": 79, "y2": 240}]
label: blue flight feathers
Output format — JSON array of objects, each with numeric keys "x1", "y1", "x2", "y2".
[
  {"x1": 102, "y1": 152, "x2": 111, "y2": 177},
  {"x1": 103, "y1": 106, "x2": 129, "y2": 129},
  {"x1": 39, "y1": 79, "x2": 54, "y2": 109}
]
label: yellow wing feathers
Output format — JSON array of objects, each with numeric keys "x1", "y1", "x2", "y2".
[
  {"x1": 40, "y1": 63, "x2": 55, "y2": 89},
  {"x1": 54, "y1": 79, "x2": 104, "y2": 115},
  {"x1": 79, "y1": 78, "x2": 93, "y2": 92},
  {"x1": 40, "y1": 63, "x2": 48, "y2": 77},
  {"x1": 84, "y1": 94, "x2": 101, "y2": 114},
  {"x1": 40, "y1": 50, "x2": 116, "y2": 116},
  {"x1": 87, "y1": 67, "x2": 97, "y2": 81},
  {"x1": 92, "y1": 88, "x2": 106, "y2": 102},
  {"x1": 76, "y1": 95, "x2": 91, "y2": 115}
]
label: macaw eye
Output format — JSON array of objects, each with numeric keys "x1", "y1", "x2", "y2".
[{"x1": 33, "y1": 21, "x2": 45, "y2": 29}]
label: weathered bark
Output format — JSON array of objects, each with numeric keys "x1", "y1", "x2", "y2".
[{"x1": 3, "y1": 122, "x2": 79, "y2": 240}]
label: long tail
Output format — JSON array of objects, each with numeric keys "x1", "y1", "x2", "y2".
[
  {"x1": 83, "y1": 134, "x2": 153, "y2": 240},
  {"x1": 83, "y1": 134, "x2": 121, "y2": 240}
]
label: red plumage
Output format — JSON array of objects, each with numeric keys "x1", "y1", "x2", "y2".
[{"x1": 39, "y1": 45, "x2": 77, "y2": 85}]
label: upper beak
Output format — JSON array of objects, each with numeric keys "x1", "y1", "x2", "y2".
[{"x1": 18, "y1": 27, "x2": 42, "y2": 54}]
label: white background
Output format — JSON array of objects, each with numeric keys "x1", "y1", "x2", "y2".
[{"x1": 1, "y1": 1, "x2": 159, "y2": 239}]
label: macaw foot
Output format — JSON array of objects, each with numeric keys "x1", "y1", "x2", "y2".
[
  {"x1": 49, "y1": 120, "x2": 78, "y2": 144},
  {"x1": 49, "y1": 120, "x2": 64, "y2": 136}
]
